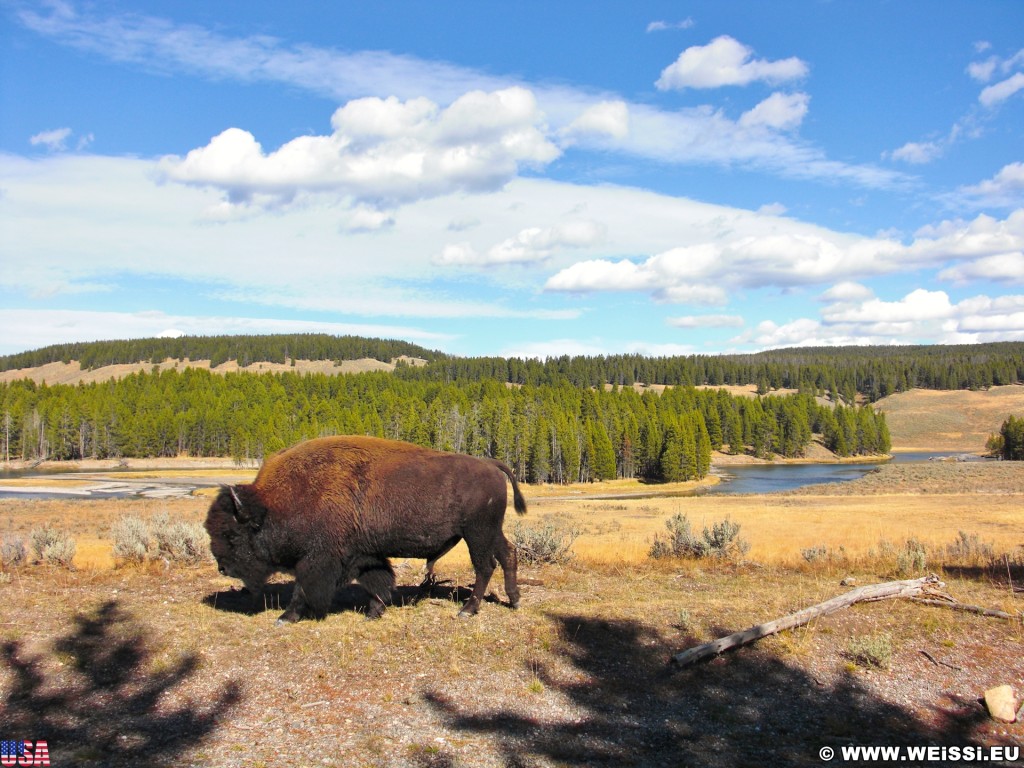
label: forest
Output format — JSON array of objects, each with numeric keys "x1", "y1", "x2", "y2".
[
  {"x1": 0, "y1": 367, "x2": 889, "y2": 484},
  {"x1": 3, "y1": 335, "x2": 1023, "y2": 403}
]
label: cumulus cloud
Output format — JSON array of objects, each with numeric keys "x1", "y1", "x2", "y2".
[
  {"x1": 16, "y1": 3, "x2": 909, "y2": 192},
  {"x1": 939, "y1": 253, "x2": 1024, "y2": 284},
  {"x1": 655, "y1": 36, "x2": 808, "y2": 90},
  {"x1": 544, "y1": 233, "x2": 902, "y2": 304},
  {"x1": 158, "y1": 88, "x2": 560, "y2": 212},
  {"x1": 739, "y1": 92, "x2": 809, "y2": 131},
  {"x1": 731, "y1": 286, "x2": 1024, "y2": 349}
]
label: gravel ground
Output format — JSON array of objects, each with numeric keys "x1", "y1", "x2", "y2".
[{"x1": 1, "y1": 561, "x2": 1021, "y2": 768}]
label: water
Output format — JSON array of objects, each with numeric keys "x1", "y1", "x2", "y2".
[{"x1": 710, "y1": 462, "x2": 882, "y2": 495}]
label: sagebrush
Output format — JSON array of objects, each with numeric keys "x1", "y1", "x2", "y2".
[
  {"x1": 649, "y1": 513, "x2": 750, "y2": 560},
  {"x1": 111, "y1": 513, "x2": 210, "y2": 566}
]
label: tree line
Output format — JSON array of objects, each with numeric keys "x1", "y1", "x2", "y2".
[
  {"x1": 3, "y1": 335, "x2": 1021, "y2": 405},
  {"x1": 0, "y1": 369, "x2": 889, "y2": 483}
]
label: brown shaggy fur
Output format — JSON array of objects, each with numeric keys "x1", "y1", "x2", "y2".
[{"x1": 205, "y1": 436, "x2": 527, "y2": 623}]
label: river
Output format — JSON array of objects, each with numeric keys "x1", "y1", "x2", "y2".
[{"x1": 0, "y1": 452, "x2": 983, "y2": 500}]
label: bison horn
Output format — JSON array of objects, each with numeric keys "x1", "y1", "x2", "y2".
[{"x1": 228, "y1": 485, "x2": 243, "y2": 513}]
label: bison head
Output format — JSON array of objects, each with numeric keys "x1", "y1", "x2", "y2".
[{"x1": 205, "y1": 485, "x2": 273, "y2": 596}]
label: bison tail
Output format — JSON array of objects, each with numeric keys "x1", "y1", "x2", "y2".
[{"x1": 492, "y1": 460, "x2": 527, "y2": 515}]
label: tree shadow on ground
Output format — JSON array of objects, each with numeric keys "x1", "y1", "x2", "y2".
[
  {"x1": 941, "y1": 562, "x2": 1024, "y2": 592},
  {"x1": 424, "y1": 614, "x2": 1006, "y2": 768},
  {"x1": 203, "y1": 580, "x2": 503, "y2": 618},
  {"x1": 1, "y1": 600, "x2": 240, "y2": 767}
]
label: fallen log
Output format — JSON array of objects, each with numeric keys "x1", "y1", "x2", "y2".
[{"x1": 672, "y1": 575, "x2": 945, "y2": 668}]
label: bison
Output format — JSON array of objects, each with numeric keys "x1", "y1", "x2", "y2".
[{"x1": 205, "y1": 435, "x2": 527, "y2": 623}]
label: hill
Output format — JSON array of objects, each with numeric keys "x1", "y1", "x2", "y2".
[
  {"x1": 875, "y1": 385, "x2": 1024, "y2": 451},
  {"x1": 3, "y1": 335, "x2": 1023, "y2": 402}
]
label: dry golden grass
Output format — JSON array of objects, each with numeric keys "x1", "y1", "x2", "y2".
[
  {"x1": 2, "y1": 459, "x2": 1022, "y2": 573},
  {"x1": 877, "y1": 384, "x2": 1024, "y2": 451}
]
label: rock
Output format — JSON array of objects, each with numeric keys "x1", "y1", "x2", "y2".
[
  {"x1": 984, "y1": 685, "x2": 1018, "y2": 723},
  {"x1": 840, "y1": 577, "x2": 857, "y2": 587}
]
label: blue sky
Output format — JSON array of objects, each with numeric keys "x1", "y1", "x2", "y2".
[{"x1": 2, "y1": 1, "x2": 1023, "y2": 359}]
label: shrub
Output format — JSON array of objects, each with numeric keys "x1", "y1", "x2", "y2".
[
  {"x1": 29, "y1": 526, "x2": 76, "y2": 567},
  {"x1": 649, "y1": 513, "x2": 750, "y2": 561},
  {"x1": 112, "y1": 514, "x2": 211, "y2": 566},
  {"x1": 800, "y1": 544, "x2": 849, "y2": 564},
  {"x1": 112, "y1": 516, "x2": 153, "y2": 564},
  {"x1": 510, "y1": 518, "x2": 580, "y2": 565},
  {"x1": 895, "y1": 538, "x2": 927, "y2": 576},
  {"x1": 153, "y1": 519, "x2": 209, "y2": 565},
  {"x1": 1, "y1": 537, "x2": 27, "y2": 568},
  {"x1": 944, "y1": 530, "x2": 994, "y2": 563},
  {"x1": 846, "y1": 633, "x2": 893, "y2": 669}
]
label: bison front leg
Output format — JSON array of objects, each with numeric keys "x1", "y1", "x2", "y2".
[{"x1": 277, "y1": 557, "x2": 339, "y2": 625}]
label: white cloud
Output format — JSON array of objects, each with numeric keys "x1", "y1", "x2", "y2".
[
  {"x1": 341, "y1": 206, "x2": 395, "y2": 233},
  {"x1": 909, "y1": 210, "x2": 1024, "y2": 264},
  {"x1": 655, "y1": 35, "x2": 808, "y2": 90},
  {"x1": 819, "y1": 281, "x2": 874, "y2": 303},
  {"x1": 667, "y1": 314, "x2": 744, "y2": 328},
  {"x1": 939, "y1": 253, "x2": 1024, "y2": 284},
  {"x1": 889, "y1": 139, "x2": 945, "y2": 165},
  {"x1": 562, "y1": 101, "x2": 630, "y2": 141},
  {"x1": 969, "y1": 46, "x2": 1024, "y2": 105},
  {"x1": 544, "y1": 231, "x2": 904, "y2": 303},
  {"x1": 968, "y1": 57, "x2": 998, "y2": 83},
  {"x1": 16, "y1": 4, "x2": 907, "y2": 192},
  {"x1": 729, "y1": 287, "x2": 1024, "y2": 349},
  {"x1": 158, "y1": 88, "x2": 560, "y2": 211},
  {"x1": 646, "y1": 19, "x2": 695, "y2": 33},
  {"x1": 980, "y1": 72, "x2": 1024, "y2": 107},
  {"x1": 435, "y1": 220, "x2": 606, "y2": 267},
  {"x1": 954, "y1": 162, "x2": 1024, "y2": 208},
  {"x1": 739, "y1": 92, "x2": 809, "y2": 131},
  {"x1": 29, "y1": 127, "x2": 73, "y2": 151}
]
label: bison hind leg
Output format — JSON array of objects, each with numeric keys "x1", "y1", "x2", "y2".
[
  {"x1": 420, "y1": 536, "x2": 462, "y2": 590},
  {"x1": 353, "y1": 557, "x2": 396, "y2": 620},
  {"x1": 495, "y1": 533, "x2": 521, "y2": 609}
]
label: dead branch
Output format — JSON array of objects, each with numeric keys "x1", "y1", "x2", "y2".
[
  {"x1": 908, "y1": 598, "x2": 1022, "y2": 622},
  {"x1": 919, "y1": 649, "x2": 962, "y2": 671},
  {"x1": 671, "y1": 575, "x2": 945, "y2": 669}
]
